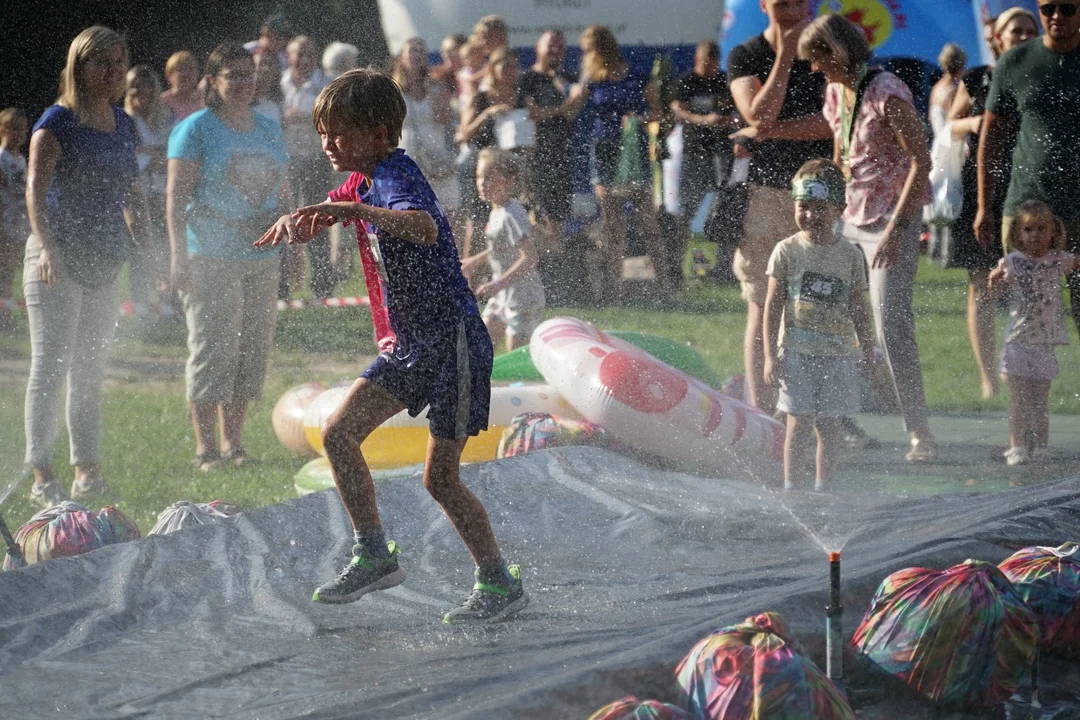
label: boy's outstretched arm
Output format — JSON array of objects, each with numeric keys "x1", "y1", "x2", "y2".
[{"x1": 298, "y1": 201, "x2": 438, "y2": 246}]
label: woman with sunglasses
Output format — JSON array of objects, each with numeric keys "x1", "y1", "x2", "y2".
[{"x1": 978, "y1": 0, "x2": 1080, "y2": 339}]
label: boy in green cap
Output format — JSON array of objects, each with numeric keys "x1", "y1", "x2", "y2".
[{"x1": 763, "y1": 158, "x2": 874, "y2": 490}]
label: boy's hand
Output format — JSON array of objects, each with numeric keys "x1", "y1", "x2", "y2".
[
  {"x1": 763, "y1": 355, "x2": 780, "y2": 387},
  {"x1": 255, "y1": 211, "x2": 334, "y2": 248}
]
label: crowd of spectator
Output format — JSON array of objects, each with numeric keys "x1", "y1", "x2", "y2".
[{"x1": 1, "y1": 0, "x2": 1078, "y2": 502}]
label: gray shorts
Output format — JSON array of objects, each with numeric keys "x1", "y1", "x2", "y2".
[{"x1": 776, "y1": 350, "x2": 860, "y2": 418}]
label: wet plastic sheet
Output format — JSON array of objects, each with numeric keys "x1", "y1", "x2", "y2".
[{"x1": 0, "y1": 448, "x2": 1078, "y2": 719}]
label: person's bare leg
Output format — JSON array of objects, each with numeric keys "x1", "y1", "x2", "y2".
[
  {"x1": 31, "y1": 465, "x2": 56, "y2": 491},
  {"x1": 814, "y1": 417, "x2": 842, "y2": 491},
  {"x1": 599, "y1": 192, "x2": 627, "y2": 304},
  {"x1": 745, "y1": 301, "x2": 772, "y2": 412},
  {"x1": 219, "y1": 401, "x2": 248, "y2": 455},
  {"x1": 784, "y1": 414, "x2": 813, "y2": 490},
  {"x1": 73, "y1": 463, "x2": 102, "y2": 485},
  {"x1": 483, "y1": 316, "x2": 505, "y2": 356},
  {"x1": 1031, "y1": 379, "x2": 1051, "y2": 450},
  {"x1": 1005, "y1": 375, "x2": 1028, "y2": 450},
  {"x1": 423, "y1": 435, "x2": 501, "y2": 566},
  {"x1": 967, "y1": 270, "x2": 997, "y2": 399},
  {"x1": 191, "y1": 402, "x2": 219, "y2": 458},
  {"x1": 321, "y1": 378, "x2": 404, "y2": 533},
  {"x1": 636, "y1": 189, "x2": 671, "y2": 294}
]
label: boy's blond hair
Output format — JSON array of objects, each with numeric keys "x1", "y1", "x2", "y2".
[
  {"x1": 1009, "y1": 200, "x2": 1067, "y2": 252},
  {"x1": 312, "y1": 68, "x2": 406, "y2": 146}
]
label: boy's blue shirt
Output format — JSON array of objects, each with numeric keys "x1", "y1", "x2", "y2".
[{"x1": 357, "y1": 149, "x2": 480, "y2": 358}]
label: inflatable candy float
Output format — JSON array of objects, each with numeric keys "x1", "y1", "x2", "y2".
[{"x1": 529, "y1": 317, "x2": 784, "y2": 481}]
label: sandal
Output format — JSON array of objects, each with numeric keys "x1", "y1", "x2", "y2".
[
  {"x1": 192, "y1": 450, "x2": 223, "y2": 472},
  {"x1": 71, "y1": 475, "x2": 117, "y2": 503},
  {"x1": 29, "y1": 480, "x2": 70, "y2": 509},
  {"x1": 905, "y1": 438, "x2": 939, "y2": 463},
  {"x1": 222, "y1": 446, "x2": 258, "y2": 468}
]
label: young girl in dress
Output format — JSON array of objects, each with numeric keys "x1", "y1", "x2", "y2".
[{"x1": 989, "y1": 200, "x2": 1080, "y2": 466}]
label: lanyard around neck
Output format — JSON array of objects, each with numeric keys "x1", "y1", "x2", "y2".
[{"x1": 839, "y1": 64, "x2": 870, "y2": 165}]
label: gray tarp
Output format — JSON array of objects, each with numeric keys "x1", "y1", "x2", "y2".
[{"x1": 1, "y1": 448, "x2": 1078, "y2": 719}]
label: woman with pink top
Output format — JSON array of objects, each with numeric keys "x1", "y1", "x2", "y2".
[
  {"x1": 799, "y1": 14, "x2": 938, "y2": 462},
  {"x1": 160, "y1": 51, "x2": 203, "y2": 121}
]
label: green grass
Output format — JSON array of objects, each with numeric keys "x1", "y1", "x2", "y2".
[{"x1": 0, "y1": 250, "x2": 1077, "y2": 533}]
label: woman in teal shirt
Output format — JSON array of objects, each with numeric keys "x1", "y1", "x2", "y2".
[{"x1": 167, "y1": 42, "x2": 291, "y2": 471}]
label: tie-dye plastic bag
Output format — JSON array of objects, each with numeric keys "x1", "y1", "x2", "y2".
[
  {"x1": 3, "y1": 501, "x2": 140, "y2": 571},
  {"x1": 999, "y1": 542, "x2": 1080, "y2": 658},
  {"x1": 852, "y1": 559, "x2": 1039, "y2": 707},
  {"x1": 497, "y1": 412, "x2": 613, "y2": 459},
  {"x1": 676, "y1": 611, "x2": 854, "y2": 720},
  {"x1": 149, "y1": 500, "x2": 242, "y2": 536},
  {"x1": 589, "y1": 697, "x2": 689, "y2": 720}
]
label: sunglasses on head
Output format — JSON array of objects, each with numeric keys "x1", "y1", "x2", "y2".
[{"x1": 1040, "y1": 2, "x2": 1079, "y2": 17}]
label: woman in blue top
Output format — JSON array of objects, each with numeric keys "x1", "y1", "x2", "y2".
[
  {"x1": 575, "y1": 25, "x2": 668, "y2": 304},
  {"x1": 24, "y1": 26, "x2": 145, "y2": 507},
  {"x1": 167, "y1": 43, "x2": 291, "y2": 471}
]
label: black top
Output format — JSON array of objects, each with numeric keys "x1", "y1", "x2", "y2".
[
  {"x1": 468, "y1": 91, "x2": 498, "y2": 150},
  {"x1": 727, "y1": 34, "x2": 831, "y2": 188},
  {"x1": 518, "y1": 69, "x2": 573, "y2": 156},
  {"x1": 674, "y1": 71, "x2": 734, "y2": 157}
]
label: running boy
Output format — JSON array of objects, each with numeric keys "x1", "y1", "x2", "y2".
[
  {"x1": 461, "y1": 148, "x2": 545, "y2": 351},
  {"x1": 763, "y1": 159, "x2": 874, "y2": 490},
  {"x1": 256, "y1": 69, "x2": 527, "y2": 623}
]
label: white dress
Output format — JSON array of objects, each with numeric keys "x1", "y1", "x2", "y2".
[{"x1": 400, "y1": 93, "x2": 460, "y2": 209}]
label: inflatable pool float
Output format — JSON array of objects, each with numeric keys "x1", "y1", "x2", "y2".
[
  {"x1": 492, "y1": 330, "x2": 725, "y2": 389},
  {"x1": 302, "y1": 382, "x2": 579, "y2": 469},
  {"x1": 294, "y1": 456, "x2": 426, "y2": 496},
  {"x1": 530, "y1": 317, "x2": 784, "y2": 481},
  {"x1": 271, "y1": 382, "x2": 327, "y2": 457}
]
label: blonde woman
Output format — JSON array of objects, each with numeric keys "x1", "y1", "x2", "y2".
[
  {"x1": 799, "y1": 14, "x2": 938, "y2": 462},
  {"x1": 24, "y1": 26, "x2": 145, "y2": 506},
  {"x1": 125, "y1": 65, "x2": 176, "y2": 317},
  {"x1": 929, "y1": 43, "x2": 966, "y2": 137},
  {"x1": 394, "y1": 38, "x2": 457, "y2": 208},
  {"x1": 576, "y1": 25, "x2": 668, "y2": 303},
  {"x1": 948, "y1": 7, "x2": 1038, "y2": 400}
]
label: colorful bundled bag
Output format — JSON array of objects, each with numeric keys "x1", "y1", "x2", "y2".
[
  {"x1": 852, "y1": 559, "x2": 1040, "y2": 707},
  {"x1": 676, "y1": 611, "x2": 854, "y2": 720},
  {"x1": 497, "y1": 413, "x2": 612, "y2": 459},
  {"x1": 3, "y1": 501, "x2": 140, "y2": 571},
  {"x1": 999, "y1": 543, "x2": 1080, "y2": 657},
  {"x1": 149, "y1": 500, "x2": 242, "y2": 536},
  {"x1": 589, "y1": 697, "x2": 689, "y2": 720}
]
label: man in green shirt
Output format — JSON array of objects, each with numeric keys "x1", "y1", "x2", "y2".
[{"x1": 977, "y1": 0, "x2": 1080, "y2": 333}]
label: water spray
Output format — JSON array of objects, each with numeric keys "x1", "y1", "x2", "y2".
[
  {"x1": 0, "y1": 511, "x2": 25, "y2": 569},
  {"x1": 826, "y1": 551, "x2": 843, "y2": 682}
]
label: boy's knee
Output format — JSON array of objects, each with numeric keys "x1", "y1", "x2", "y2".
[
  {"x1": 322, "y1": 416, "x2": 365, "y2": 457},
  {"x1": 423, "y1": 472, "x2": 462, "y2": 505}
]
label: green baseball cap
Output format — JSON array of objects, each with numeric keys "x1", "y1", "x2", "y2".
[{"x1": 791, "y1": 176, "x2": 846, "y2": 205}]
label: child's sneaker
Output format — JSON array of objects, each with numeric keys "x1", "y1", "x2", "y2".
[
  {"x1": 312, "y1": 541, "x2": 405, "y2": 604},
  {"x1": 443, "y1": 564, "x2": 528, "y2": 624},
  {"x1": 1004, "y1": 447, "x2": 1030, "y2": 466}
]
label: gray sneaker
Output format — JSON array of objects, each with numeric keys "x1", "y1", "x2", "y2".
[
  {"x1": 312, "y1": 541, "x2": 405, "y2": 604},
  {"x1": 29, "y1": 480, "x2": 69, "y2": 509},
  {"x1": 443, "y1": 564, "x2": 528, "y2": 625}
]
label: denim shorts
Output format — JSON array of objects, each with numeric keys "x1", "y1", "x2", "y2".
[{"x1": 776, "y1": 350, "x2": 860, "y2": 418}]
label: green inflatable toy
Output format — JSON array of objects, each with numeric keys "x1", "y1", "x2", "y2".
[{"x1": 490, "y1": 330, "x2": 724, "y2": 389}]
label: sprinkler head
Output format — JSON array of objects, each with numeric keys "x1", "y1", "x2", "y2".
[{"x1": 829, "y1": 551, "x2": 841, "y2": 563}]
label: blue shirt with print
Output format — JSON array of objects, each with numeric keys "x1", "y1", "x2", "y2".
[
  {"x1": 357, "y1": 149, "x2": 479, "y2": 356},
  {"x1": 167, "y1": 108, "x2": 288, "y2": 260},
  {"x1": 34, "y1": 105, "x2": 139, "y2": 287}
]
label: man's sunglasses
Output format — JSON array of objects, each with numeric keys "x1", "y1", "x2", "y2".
[{"x1": 1039, "y1": 2, "x2": 1079, "y2": 17}]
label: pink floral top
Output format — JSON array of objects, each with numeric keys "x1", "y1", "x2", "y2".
[{"x1": 822, "y1": 71, "x2": 930, "y2": 227}]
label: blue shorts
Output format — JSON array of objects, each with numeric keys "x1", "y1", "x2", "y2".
[
  {"x1": 776, "y1": 351, "x2": 860, "y2": 419},
  {"x1": 361, "y1": 315, "x2": 493, "y2": 439}
]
